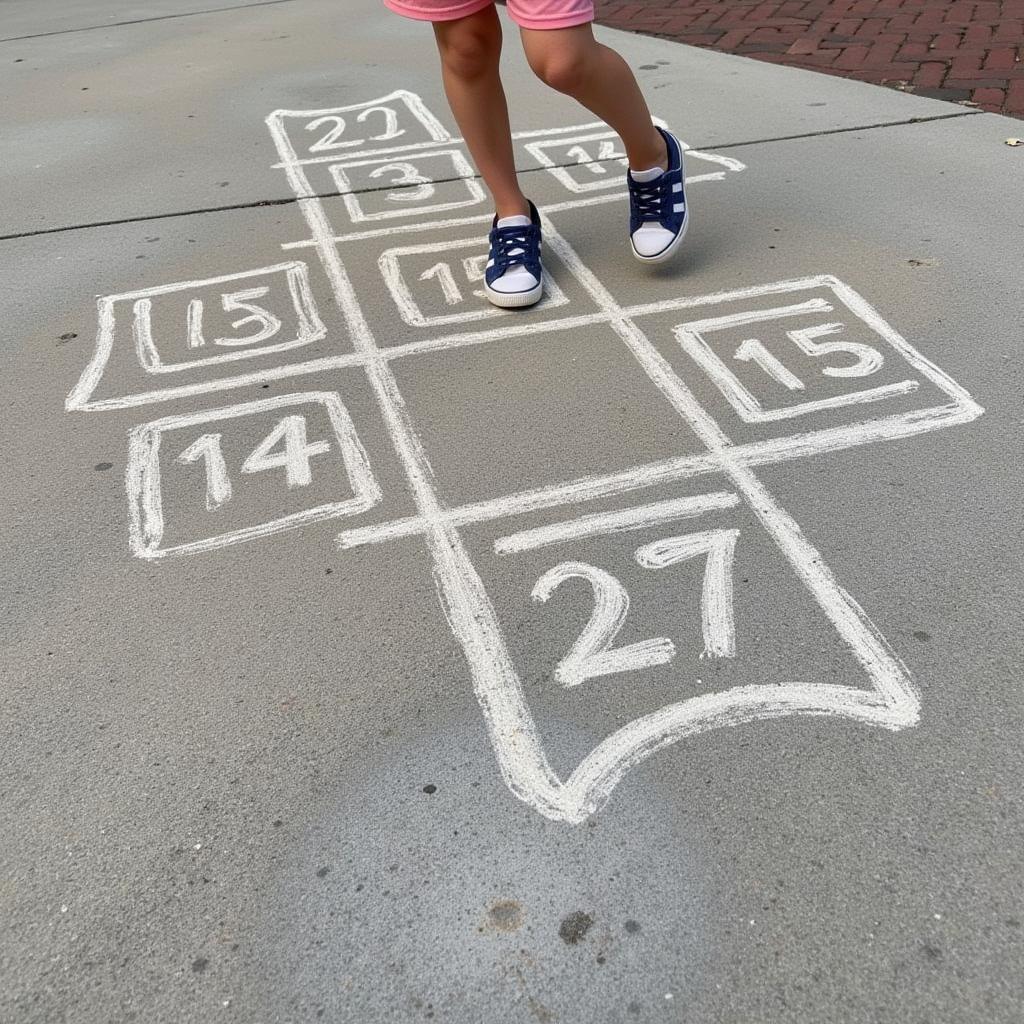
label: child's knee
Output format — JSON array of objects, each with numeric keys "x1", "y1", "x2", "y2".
[
  {"x1": 527, "y1": 48, "x2": 590, "y2": 95},
  {"x1": 436, "y1": 21, "x2": 501, "y2": 80}
]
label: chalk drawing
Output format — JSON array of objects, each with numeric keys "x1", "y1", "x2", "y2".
[
  {"x1": 126, "y1": 392, "x2": 381, "y2": 559},
  {"x1": 328, "y1": 150, "x2": 486, "y2": 222},
  {"x1": 524, "y1": 127, "x2": 746, "y2": 194},
  {"x1": 635, "y1": 530, "x2": 740, "y2": 659},
  {"x1": 379, "y1": 236, "x2": 569, "y2": 327},
  {"x1": 532, "y1": 562, "x2": 677, "y2": 687},
  {"x1": 176, "y1": 433, "x2": 232, "y2": 511},
  {"x1": 672, "y1": 299, "x2": 921, "y2": 423},
  {"x1": 66, "y1": 89, "x2": 982, "y2": 823},
  {"x1": 735, "y1": 338, "x2": 806, "y2": 391},
  {"x1": 267, "y1": 90, "x2": 451, "y2": 168},
  {"x1": 67, "y1": 262, "x2": 327, "y2": 411},
  {"x1": 262, "y1": 92, "x2": 979, "y2": 821},
  {"x1": 240, "y1": 414, "x2": 332, "y2": 489}
]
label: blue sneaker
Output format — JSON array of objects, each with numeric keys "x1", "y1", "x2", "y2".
[
  {"x1": 484, "y1": 199, "x2": 544, "y2": 309},
  {"x1": 627, "y1": 126, "x2": 688, "y2": 263}
]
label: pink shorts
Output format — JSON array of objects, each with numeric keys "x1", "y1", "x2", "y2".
[{"x1": 383, "y1": 0, "x2": 594, "y2": 31}]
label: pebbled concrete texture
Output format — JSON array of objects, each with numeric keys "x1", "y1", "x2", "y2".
[{"x1": 2, "y1": 2, "x2": 1024, "y2": 1023}]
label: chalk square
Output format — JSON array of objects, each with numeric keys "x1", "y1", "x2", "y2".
[
  {"x1": 135, "y1": 263, "x2": 321, "y2": 373},
  {"x1": 330, "y1": 223, "x2": 601, "y2": 351},
  {"x1": 266, "y1": 90, "x2": 453, "y2": 164},
  {"x1": 127, "y1": 391, "x2": 383, "y2": 559},
  {"x1": 632, "y1": 275, "x2": 983, "y2": 457},
  {"x1": 378, "y1": 236, "x2": 570, "y2": 328},
  {"x1": 320, "y1": 150, "x2": 486, "y2": 223},
  {"x1": 449, "y1": 478, "x2": 920, "y2": 822},
  {"x1": 522, "y1": 127, "x2": 745, "y2": 194},
  {"x1": 66, "y1": 261, "x2": 360, "y2": 413},
  {"x1": 388, "y1": 323, "x2": 709, "y2": 507}
]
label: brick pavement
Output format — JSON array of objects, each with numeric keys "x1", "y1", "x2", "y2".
[{"x1": 594, "y1": 0, "x2": 1024, "y2": 118}]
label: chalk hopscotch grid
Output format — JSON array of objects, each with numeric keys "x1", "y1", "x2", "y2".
[
  {"x1": 264, "y1": 96, "x2": 983, "y2": 823},
  {"x1": 66, "y1": 118, "x2": 745, "y2": 414},
  {"x1": 68, "y1": 266, "x2": 980, "y2": 426},
  {"x1": 334, "y1": 273, "x2": 980, "y2": 551},
  {"x1": 54, "y1": 91, "x2": 983, "y2": 819}
]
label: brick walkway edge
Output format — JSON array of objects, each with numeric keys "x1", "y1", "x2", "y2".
[{"x1": 594, "y1": 0, "x2": 1024, "y2": 119}]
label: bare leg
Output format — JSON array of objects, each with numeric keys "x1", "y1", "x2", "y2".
[
  {"x1": 519, "y1": 24, "x2": 667, "y2": 170},
  {"x1": 432, "y1": 8, "x2": 530, "y2": 218}
]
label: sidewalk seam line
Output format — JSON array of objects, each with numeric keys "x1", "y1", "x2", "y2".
[{"x1": 0, "y1": 110, "x2": 984, "y2": 242}]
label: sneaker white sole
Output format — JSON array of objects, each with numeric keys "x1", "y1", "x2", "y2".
[
  {"x1": 631, "y1": 209, "x2": 690, "y2": 264},
  {"x1": 484, "y1": 278, "x2": 544, "y2": 309}
]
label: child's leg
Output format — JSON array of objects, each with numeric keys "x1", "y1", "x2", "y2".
[
  {"x1": 432, "y1": 7, "x2": 531, "y2": 218},
  {"x1": 519, "y1": 25, "x2": 667, "y2": 171}
]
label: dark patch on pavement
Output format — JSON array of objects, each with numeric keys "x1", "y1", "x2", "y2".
[
  {"x1": 486, "y1": 899, "x2": 524, "y2": 933},
  {"x1": 559, "y1": 911, "x2": 593, "y2": 945}
]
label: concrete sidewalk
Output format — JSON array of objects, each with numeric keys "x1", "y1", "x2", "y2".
[{"x1": 2, "y1": 2, "x2": 1023, "y2": 1023}]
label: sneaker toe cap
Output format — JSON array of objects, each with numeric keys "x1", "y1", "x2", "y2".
[
  {"x1": 631, "y1": 225, "x2": 676, "y2": 257},
  {"x1": 488, "y1": 265, "x2": 540, "y2": 293}
]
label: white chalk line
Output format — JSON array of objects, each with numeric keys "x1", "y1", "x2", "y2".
[
  {"x1": 126, "y1": 391, "x2": 381, "y2": 559},
  {"x1": 75, "y1": 270, "x2": 934, "y2": 413},
  {"x1": 268, "y1": 108, "x2": 580, "y2": 822},
  {"x1": 67, "y1": 352, "x2": 366, "y2": 413},
  {"x1": 532, "y1": 561, "x2": 676, "y2": 688},
  {"x1": 634, "y1": 528, "x2": 739, "y2": 660},
  {"x1": 327, "y1": 148, "x2": 488, "y2": 223},
  {"x1": 271, "y1": 117, "x2": 744, "y2": 169},
  {"x1": 333, "y1": 398, "x2": 977, "y2": 554},
  {"x1": 271, "y1": 94, "x2": 981, "y2": 822},
  {"x1": 272, "y1": 119, "x2": 607, "y2": 168},
  {"x1": 279, "y1": 174, "x2": 727, "y2": 251},
  {"x1": 535, "y1": 214, "x2": 931, "y2": 818},
  {"x1": 337, "y1": 451, "x2": 725, "y2": 550},
  {"x1": 494, "y1": 492, "x2": 740, "y2": 555}
]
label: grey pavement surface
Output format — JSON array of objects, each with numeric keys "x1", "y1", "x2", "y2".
[{"x1": 2, "y1": 2, "x2": 1024, "y2": 1023}]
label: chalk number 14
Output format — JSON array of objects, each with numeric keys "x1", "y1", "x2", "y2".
[{"x1": 177, "y1": 415, "x2": 328, "y2": 511}]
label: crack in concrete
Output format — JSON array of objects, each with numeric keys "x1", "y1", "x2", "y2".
[{"x1": 0, "y1": 110, "x2": 982, "y2": 243}]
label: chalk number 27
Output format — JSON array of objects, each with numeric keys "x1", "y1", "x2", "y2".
[{"x1": 532, "y1": 529, "x2": 739, "y2": 688}]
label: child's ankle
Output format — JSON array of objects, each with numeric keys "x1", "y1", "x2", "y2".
[
  {"x1": 629, "y1": 130, "x2": 669, "y2": 173},
  {"x1": 495, "y1": 198, "x2": 531, "y2": 219}
]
